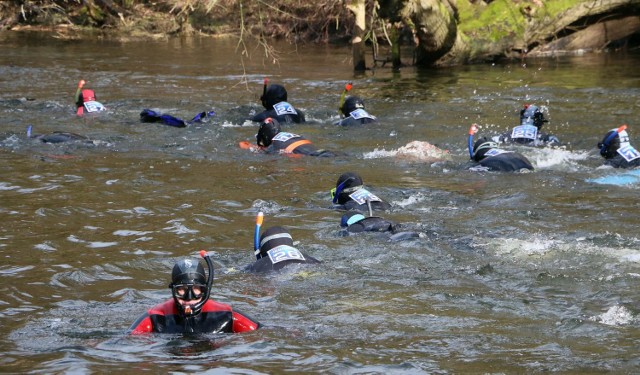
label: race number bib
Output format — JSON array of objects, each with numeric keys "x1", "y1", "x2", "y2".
[
  {"x1": 273, "y1": 101, "x2": 298, "y2": 116},
  {"x1": 617, "y1": 144, "x2": 640, "y2": 162},
  {"x1": 350, "y1": 109, "x2": 376, "y2": 120},
  {"x1": 348, "y1": 188, "x2": 382, "y2": 205},
  {"x1": 272, "y1": 132, "x2": 299, "y2": 142},
  {"x1": 84, "y1": 101, "x2": 106, "y2": 113},
  {"x1": 510, "y1": 125, "x2": 537, "y2": 140},
  {"x1": 267, "y1": 245, "x2": 306, "y2": 264},
  {"x1": 484, "y1": 148, "x2": 512, "y2": 158}
]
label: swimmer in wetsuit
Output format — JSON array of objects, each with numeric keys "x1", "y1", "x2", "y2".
[
  {"x1": 331, "y1": 172, "x2": 391, "y2": 212},
  {"x1": 335, "y1": 96, "x2": 377, "y2": 126},
  {"x1": 493, "y1": 104, "x2": 559, "y2": 146},
  {"x1": 245, "y1": 225, "x2": 321, "y2": 273},
  {"x1": 251, "y1": 80, "x2": 305, "y2": 124},
  {"x1": 129, "y1": 251, "x2": 260, "y2": 334},
  {"x1": 468, "y1": 124, "x2": 534, "y2": 172},
  {"x1": 27, "y1": 125, "x2": 93, "y2": 144},
  {"x1": 597, "y1": 125, "x2": 640, "y2": 169},
  {"x1": 340, "y1": 211, "x2": 420, "y2": 241},
  {"x1": 255, "y1": 117, "x2": 335, "y2": 157},
  {"x1": 140, "y1": 109, "x2": 214, "y2": 128},
  {"x1": 74, "y1": 80, "x2": 106, "y2": 116}
]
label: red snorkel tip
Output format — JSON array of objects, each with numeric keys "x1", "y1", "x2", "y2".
[
  {"x1": 345, "y1": 83, "x2": 353, "y2": 92},
  {"x1": 469, "y1": 124, "x2": 479, "y2": 135},
  {"x1": 199, "y1": 250, "x2": 208, "y2": 258},
  {"x1": 78, "y1": 80, "x2": 86, "y2": 89},
  {"x1": 617, "y1": 124, "x2": 628, "y2": 132}
]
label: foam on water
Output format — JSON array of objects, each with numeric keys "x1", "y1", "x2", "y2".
[
  {"x1": 589, "y1": 305, "x2": 637, "y2": 326},
  {"x1": 363, "y1": 141, "x2": 452, "y2": 162}
]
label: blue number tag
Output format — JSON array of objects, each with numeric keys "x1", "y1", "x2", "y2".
[
  {"x1": 267, "y1": 245, "x2": 305, "y2": 264},
  {"x1": 484, "y1": 148, "x2": 511, "y2": 158},
  {"x1": 272, "y1": 132, "x2": 299, "y2": 142},
  {"x1": 350, "y1": 109, "x2": 376, "y2": 120},
  {"x1": 348, "y1": 188, "x2": 382, "y2": 205},
  {"x1": 84, "y1": 101, "x2": 106, "y2": 113},
  {"x1": 617, "y1": 144, "x2": 640, "y2": 162},
  {"x1": 273, "y1": 101, "x2": 298, "y2": 116},
  {"x1": 510, "y1": 125, "x2": 537, "y2": 140}
]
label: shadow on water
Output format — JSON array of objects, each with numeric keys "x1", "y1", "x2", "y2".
[{"x1": 0, "y1": 31, "x2": 639, "y2": 373}]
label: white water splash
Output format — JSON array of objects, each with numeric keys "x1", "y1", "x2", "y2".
[
  {"x1": 589, "y1": 305, "x2": 636, "y2": 326},
  {"x1": 363, "y1": 141, "x2": 451, "y2": 162},
  {"x1": 163, "y1": 219, "x2": 199, "y2": 234},
  {"x1": 113, "y1": 230, "x2": 153, "y2": 236},
  {"x1": 526, "y1": 147, "x2": 590, "y2": 170}
]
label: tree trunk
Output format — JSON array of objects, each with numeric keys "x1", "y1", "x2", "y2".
[{"x1": 346, "y1": 0, "x2": 367, "y2": 71}]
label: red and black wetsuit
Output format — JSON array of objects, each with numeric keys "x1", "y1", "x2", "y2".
[
  {"x1": 129, "y1": 299, "x2": 260, "y2": 334},
  {"x1": 267, "y1": 131, "x2": 335, "y2": 157},
  {"x1": 76, "y1": 89, "x2": 96, "y2": 109}
]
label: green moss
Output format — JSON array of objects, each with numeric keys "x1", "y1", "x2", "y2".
[{"x1": 457, "y1": 0, "x2": 586, "y2": 44}]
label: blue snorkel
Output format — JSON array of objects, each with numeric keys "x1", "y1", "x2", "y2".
[
  {"x1": 254, "y1": 211, "x2": 264, "y2": 260},
  {"x1": 27, "y1": 125, "x2": 32, "y2": 138},
  {"x1": 468, "y1": 124, "x2": 479, "y2": 159},
  {"x1": 600, "y1": 124, "x2": 627, "y2": 154}
]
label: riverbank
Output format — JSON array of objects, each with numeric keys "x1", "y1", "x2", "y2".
[{"x1": 0, "y1": 1, "x2": 353, "y2": 43}]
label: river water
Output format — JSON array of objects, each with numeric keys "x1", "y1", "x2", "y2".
[{"x1": 0, "y1": 31, "x2": 639, "y2": 373}]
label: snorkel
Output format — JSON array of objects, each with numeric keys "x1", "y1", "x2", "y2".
[
  {"x1": 600, "y1": 124, "x2": 628, "y2": 154},
  {"x1": 75, "y1": 80, "x2": 85, "y2": 116},
  {"x1": 254, "y1": 211, "x2": 264, "y2": 259},
  {"x1": 338, "y1": 82, "x2": 353, "y2": 115},
  {"x1": 263, "y1": 78, "x2": 269, "y2": 98},
  {"x1": 468, "y1": 124, "x2": 479, "y2": 159},
  {"x1": 181, "y1": 250, "x2": 215, "y2": 316},
  {"x1": 332, "y1": 176, "x2": 356, "y2": 204},
  {"x1": 27, "y1": 125, "x2": 33, "y2": 138}
]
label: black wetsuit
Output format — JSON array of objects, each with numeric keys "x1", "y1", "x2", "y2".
[
  {"x1": 472, "y1": 148, "x2": 534, "y2": 172},
  {"x1": 31, "y1": 131, "x2": 91, "y2": 144},
  {"x1": 252, "y1": 84, "x2": 305, "y2": 124},
  {"x1": 340, "y1": 212, "x2": 420, "y2": 241},
  {"x1": 252, "y1": 105, "x2": 305, "y2": 124},
  {"x1": 335, "y1": 109, "x2": 377, "y2": 126},
  {"x1": 245, "y1": 251, "x2": 321, "y2": 273},
  {"x1": 603, "y1": 155, "x2": 640, "y2": 169}
]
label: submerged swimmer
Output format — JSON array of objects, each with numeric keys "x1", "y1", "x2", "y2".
[
  {"x1": 140, "y1": 109, "x2": 214, "y2": 128},
  {"x1": 251, "y1": 79, "x2": 305, "y2": 124},
  {"x1": 27, "y1": 125, "x2": 93, "y2": 144},
  {"x1": 493, "y1": 104, "x2": 559, "y2": 146},
  {"x1": 331, "y1": 172, "x2": 391, "y2": 212},
  {"x1": 340, "y1": 211, "x2": 420, "y2": 241},
  {"x1": 468, "y1": 124, "x2": 534, "y2": 172},
  {"x1": 74, "y1": 80, "x2": 106, "y2": 116},
  {"x1": 597, "y1": 124, "x2": 640, "y2": 168},
  {"x1": 243, "y1": 117, "x2": 335, "y2": 157},
  {"x1": 245, "y1": 216, "x2": 321, "y2": 273},
  {"x1": 129, "y1": 251, "x2": 260, "y2": 334}
]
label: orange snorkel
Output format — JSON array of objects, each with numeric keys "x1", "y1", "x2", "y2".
[{"x1": 338, "y1": 82, "x2": 352, "y2": 115}]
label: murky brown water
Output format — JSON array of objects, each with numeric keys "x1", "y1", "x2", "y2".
[{"x1": 1, "y1": 31, "x2": 639, "y2": 373}]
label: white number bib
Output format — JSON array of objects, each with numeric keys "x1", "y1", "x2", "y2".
[
  {"x1": 273, "y1": 101, "x2": 298, "y2": 116},
  {"x1": 617, "y1": 144, "x2": 640, "y2": 162},
  {"x1": 267, "y1": 245, "x2": 306, "y2": 264},
  {"x1": 84, "y1": 101, "x2": 106, "y2": 113},
  {"x1": 348, "y1": 188, "x2": 382, "y2": 205},
  {"x1": 350, "y1": 109, "x2": 376, "y2": 120},
  {"x1": 511, "y1": 125, "x2": 537, "y2": 140},
  {"x1": 272, "y1": 132, "x2": 299, "y2": 142}
]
